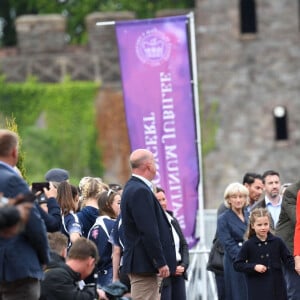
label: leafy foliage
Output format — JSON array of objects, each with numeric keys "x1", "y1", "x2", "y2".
[
  {"x1": 0, "y1": 77, "x2": 103, "y2": 184},
  {"x1": 0, "y1": 0, "x2": 194, "y2": 45}
]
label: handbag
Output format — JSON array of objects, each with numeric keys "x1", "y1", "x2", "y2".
[{"x1": 206, "y1": 238, "x2": 224, "y2": 274}]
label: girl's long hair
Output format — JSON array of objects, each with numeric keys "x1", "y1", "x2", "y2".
[
  {"x1": 244, "y1": 207, "x2": 272, "y2": 240},
  {"x1": 98, "y1": 190, "x2": 118, "y2": 219},
  {"x1": 57, "y1": 181, "x2": 78, "y2": 215}
]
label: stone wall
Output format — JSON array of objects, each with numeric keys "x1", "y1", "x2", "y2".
[
  {"x1": 196, "y1": 0, "x2": 300, "y2": 207},
  {"x1": 1, "y1": 12, "x2": 135, "y2": 84},
  {"x1": 0, "y1": 4, "x2": 299, "y2": 208}
]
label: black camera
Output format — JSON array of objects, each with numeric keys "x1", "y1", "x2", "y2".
[
  {"x1": 35, "y1": 193, "x2": 48, "y2": 205},
  {"x1": 32, "y1": 182, "x2": 50, "y2": 205}
]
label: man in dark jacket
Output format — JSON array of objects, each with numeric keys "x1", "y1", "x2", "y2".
[
  {"x1": 0, "y1": 129, "x2": 50, "y2": 300},
  {"x1": 276, "y1": 181, "x2": 300, "y2": 300},
  {"x1": 40, "y1": 237, "x2": 108, "y2": 300},
  {"x1": 121, "y1": 149, "x2": 177, "y2": 300}
]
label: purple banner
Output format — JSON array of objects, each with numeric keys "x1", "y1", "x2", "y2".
[{"x1": 116, "y1": 15, "x2": 199, "y2": 247}]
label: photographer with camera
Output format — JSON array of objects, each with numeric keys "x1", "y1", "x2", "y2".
[
  {"x1": 32, "y1": 168, "x2": 71, "y2": 233},
  {"x1": 33, "y1": 181, "x2": 62, "y2": 232},
  {"x1": 41, "y1": 237, "x2": 109, "y2": 300}
]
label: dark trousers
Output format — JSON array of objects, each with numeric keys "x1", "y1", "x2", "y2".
[
  {"x1": 160, "y1": 275, "x2": 186, "y2": 300},
  {"x1": 283, "y1": 266, "x2": 300, "y2": 300},
  {"x1": 0, "y1": 278, "x2": 40, "y2": 300},
  {"x1": 215, "y1": 273, "x2": 226, "y2": 300}
]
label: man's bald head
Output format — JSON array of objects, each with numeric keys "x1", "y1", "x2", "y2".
[
  {"x1": 130, "y1": 149, "x2": 156, "y2": 180},
  {"x1": 130, "y1": 149, "x2": 153, "y2": 169}
]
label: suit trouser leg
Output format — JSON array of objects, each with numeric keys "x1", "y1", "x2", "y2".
[
  {"x1": 129, "y1": 273, "x2": 160, "y2": 300},
  {"x1": 160, "y1": 276, "x2": 186, "y2": 300},
  {"x1": 283, "y1": 265, "x2": 300, "y2": 300}
]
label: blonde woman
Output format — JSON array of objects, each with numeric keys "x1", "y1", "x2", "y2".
[
  {"x1": 76, "y1": 177, "x2": 108, "y2": 237},
  {"x1": 217, "y1": 182, "x2": 249, "y2": 300}
]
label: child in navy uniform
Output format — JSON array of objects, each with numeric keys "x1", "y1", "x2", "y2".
[{"x1": 234, "y1": 208, "x2": 294, "y2": 300}]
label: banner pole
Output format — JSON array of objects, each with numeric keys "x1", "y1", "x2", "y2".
[
  {"x1": 187, "y1": 11, "x2": 211, "y2": 300},
  {"x1": 187, "y1": 12, "x2": 206, "y2": 247}
]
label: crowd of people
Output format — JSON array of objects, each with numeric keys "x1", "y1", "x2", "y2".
[
  {"x1": 0, "y1": 129, "x2": 189, "y2": 300},
  {"x1": 209, "y1": 170, "x2": 300, "y2": 300},
  {"x1": 3, "y1": 127, "x2": 300, "y2": 300}
]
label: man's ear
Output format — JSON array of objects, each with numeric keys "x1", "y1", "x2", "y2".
[
  {"x1": 61, "y1": 247, "x2": 67, "y2": 259},
  {"x1": 11, "y1": 147, "x2": 18, "y2": 160}
]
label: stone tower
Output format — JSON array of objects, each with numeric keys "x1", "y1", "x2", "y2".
[
  {"x1": 195, "y1": 0, "x2": 300, "y2": 207},
  {"x1": 1, "y1": 3, "x2": 299, "y2": 208}
]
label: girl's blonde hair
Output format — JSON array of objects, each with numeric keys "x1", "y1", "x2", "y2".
[{"x1": 244, "y1": 207, "x2": 271, "y2": 240}]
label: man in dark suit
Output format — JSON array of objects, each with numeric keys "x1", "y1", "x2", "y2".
[
  {"x1": 0, "y1": 129, "x2": 49, "y2": 300},
  {"x1": 121, "y1": 149, "x2": 177, "y2": 300}
]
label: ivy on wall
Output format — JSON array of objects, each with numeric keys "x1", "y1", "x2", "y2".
[{"x1": 0, "y1": 76, "x2": 102, "y2": 184}]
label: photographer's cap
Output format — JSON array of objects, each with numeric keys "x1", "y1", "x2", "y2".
[{"x1": 45, "y1": 168, "x2": 69, "y2": 182}]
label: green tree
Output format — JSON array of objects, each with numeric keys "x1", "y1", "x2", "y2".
[
  {"x1": 0, "y1": 0, "x2": 194, "y2": 46},
  {"x1": 0, "y1": 77, "x2": 102, "y2": 184}
]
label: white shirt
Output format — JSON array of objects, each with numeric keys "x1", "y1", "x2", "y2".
[
  {"x1": 265, "y1": 195, "x2": 282, "y2": 228},
  {"x1": 132, "y1": 174, "x2": 153, "y2": 191},
  {"x1": 165, "y1": 212, "x2": 182, "y2": 262}
]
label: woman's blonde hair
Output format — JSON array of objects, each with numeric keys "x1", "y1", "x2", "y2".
[
  {"x1": 78, "y1": 177, "x2": 108, "y2": 208},
  {"x1": 223, "y1": 182, "x2": 249, "y2": 208}
]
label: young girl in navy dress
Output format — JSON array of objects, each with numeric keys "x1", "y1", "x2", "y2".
[{"x1": 234, "y1": 208, "x2": 294, "y2": 300}]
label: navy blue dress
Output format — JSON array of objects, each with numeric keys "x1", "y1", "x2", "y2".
[
  {"x1": 217, "y1": 209, "x2": 248, "y2": 300},
  {"x1": 234, "y1": 233, "x2": 294, "y2": 300}
]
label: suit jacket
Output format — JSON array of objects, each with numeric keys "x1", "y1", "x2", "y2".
[
  {"x1": 0, "y1": 163, "x2": 30, "y2": 198},
  {"x1": 0, "y1": 162, "x2": 50, "y2": 282},
  {"x1": 120, "y1": 176, "x2": 177, "y2": 275},
  {"x1": 217, "y1": 208, "x2": 248, "y2": 261},
  {"x1": 276, "y1": 181, "x2": 300, "y2": 253},
  {"x1": 0, "y1": 162, "x2": 30, "y2": 229},
  {"x1": 167, "y1": 211, "x2": 189, "y2": 279}
]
